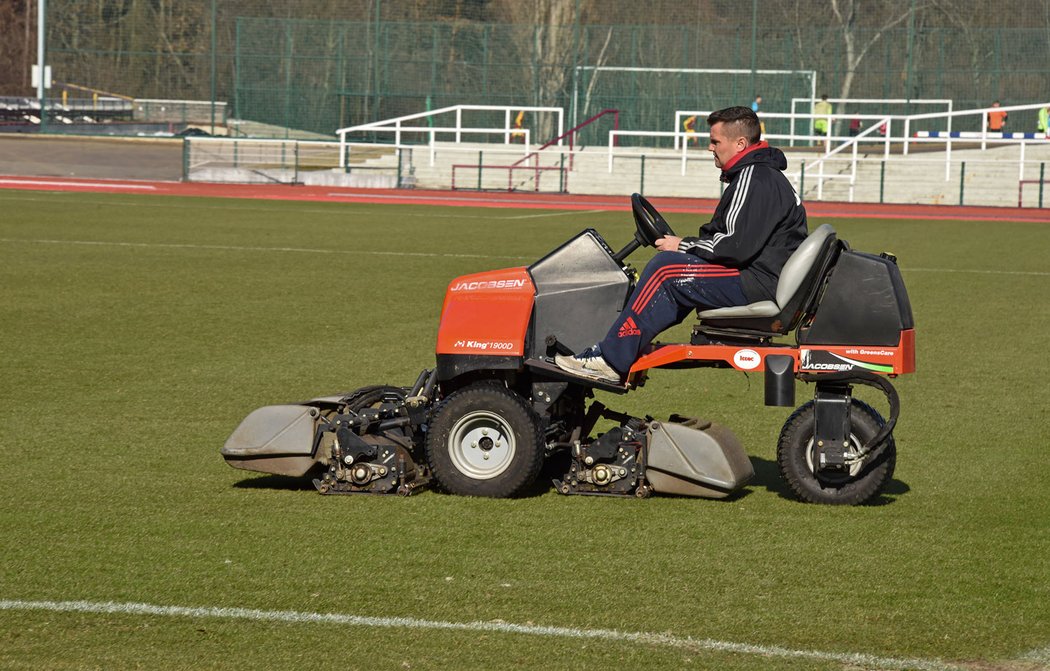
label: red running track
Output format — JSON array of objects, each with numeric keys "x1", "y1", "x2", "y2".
[{"x1": 1, "y1": 175, "x2": 1048, "y2": 223}]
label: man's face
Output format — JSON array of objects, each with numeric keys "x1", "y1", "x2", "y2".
[{"x1": 708, "y1": 122, "x2": 748, "y2": 169}]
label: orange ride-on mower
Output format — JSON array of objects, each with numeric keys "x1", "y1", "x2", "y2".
[{"x1": 222, "y1": 195, "x2": 915, "y2": 505}]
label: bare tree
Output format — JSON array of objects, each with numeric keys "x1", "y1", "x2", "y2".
[
  {"x1": 0, "y1": 0, "x2": 32, "y2": 95},
  {"x1": 491, "y1": 0, "x2": 593, "y2": 140},
  {"x1": 828, "y1": 0, "x2": 925, "y2": 105}
]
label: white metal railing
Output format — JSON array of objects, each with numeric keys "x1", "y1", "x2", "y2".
[
  {"x1": 336, "y1": 105, "x2": 560, "y2": 168},
  {"x1": 784, "y1": 154, "x2": 1050, "y2": 206},
  {"x1": 668, "y1": 104, "x2": 1050, "y2": 200},
  {"x1": 343, "y1": 127, "x2": 530, "y2": 168},
  {"x1": 185, "y1": 136, "x2": 350, "y2": 184},
  {"x1": 608, "y1": 131, "x2": 688, "y2": 174},
  {"x1": 799, "y1": 119, "x2": 889, "y2": 201},
  {"x1": 786, "y1": 97, "x2": 952, "y2": 147}
]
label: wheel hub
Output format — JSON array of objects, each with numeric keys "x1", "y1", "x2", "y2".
[
  {"x1": 448, "y1": 410, "x2": 516, "y2": 480},
  {"x1": 806, "y1": 434, "x2": 864, "y2": 481}
]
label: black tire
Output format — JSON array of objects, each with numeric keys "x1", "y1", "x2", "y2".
[
  {"x1": 426, "y1": 382, "x2": 544, "y2": 498},
  {"x1": 777, "y1": 399, "x2": 896, "y2": 505}
]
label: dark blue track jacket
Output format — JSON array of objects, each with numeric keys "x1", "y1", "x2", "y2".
[{"x1": 677, "y1": 142, "x2": 809, "y2": 302}]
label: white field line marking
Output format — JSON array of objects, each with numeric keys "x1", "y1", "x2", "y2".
[
  {"x1": 0, "y1": 191, "x2": 537, "y2": 220},
  {"x1": 324, "y1": 191, "x2": 623, "y2": 209},
  {"x1": 0, "y1": 238, "x2": 531, "y2": 262},
  {"x1": 1, "y1": 238, "x2": 1045, "y2": 277},
  {"x1": 0, "y1": 178, "x2": 157, "y2": 190},
  {"x1": 1021, "y1": 643, "x2": 1050, "y2": 663},
  {"x1": 0, "y1": 598, "x2": 963, "y2": 671},
  {"x1": 504, "y1": 209, "x2": 607, "y2": 220},
  {"x1": 903, "y1": 267, "x2": 1050, "y2": 277}
]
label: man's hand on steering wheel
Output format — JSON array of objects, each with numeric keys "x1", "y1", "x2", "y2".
[{"x1": 655, "y1": 235, "x2": 682, "y2": 252}]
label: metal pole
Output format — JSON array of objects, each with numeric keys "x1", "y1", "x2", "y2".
[
  {"x1": 879, "y1": 160, "x2": 885, "y2": 204},
  {"x1": 396, "y1": 147, "x2": 402, "y2": 189},
  {"x1": 640, "y1": 154, "x2": 646, "y2": 196},
  {"x1": 1040, "y1": 162, "x2": 1045, "y2": 208},
  {"x1": 293, "y1": 142, "x2": 299, "y2": 185},
  {"x1": 209, "y1": 0, "x2": 217, "y2": 134},
  {"x1": 904, "y1": 0, "x2": 916, "y2": 115},
  {"x1": 181, "y1": 138, "x2": 190, "y2": 180},
  {"x1": 959, "y1": 161, "x2": 966, "y2": 206},
  {"x1": 36, "y1": 0, "x2": 46, "y2": 133},
  {"x1": 372, "y1": 0, "x2": 381, "y2": 120},
  {"x1": 477, "y1": 150, "x2": 482, "y2": 190},
  {"x1": 1019, "y1": 141, "x2": 1026, "y2": 183},
  {"x1": 284, "y1": 24, "x2": 293, "y2": 139},
  {"x1": 749, "y1": 0, "x2": 757, "y2": 96},
  {"x1": 800, "y1": 161, "x2": 805, "y2": 198}
]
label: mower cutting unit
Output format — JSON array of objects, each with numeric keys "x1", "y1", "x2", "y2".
[{"x1": 223, "y1": 195, "x2": 915, "y2": 505}]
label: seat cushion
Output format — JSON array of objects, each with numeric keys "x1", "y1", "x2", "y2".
[
  {"x1": 697, "y1": 224, "x2": 837, "y2": 321},
  {"x1": 697, "y1": 300, "x2": 779, "y2": 319}
]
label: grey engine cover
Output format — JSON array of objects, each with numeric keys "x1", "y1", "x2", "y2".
[{"x1": 527, "y1": 229, "x2": 630, "y2": 359}]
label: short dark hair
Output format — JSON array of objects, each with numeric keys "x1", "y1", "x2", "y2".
[{"x1": 706, "y1": 106, "x2": 761, "y2": 144}]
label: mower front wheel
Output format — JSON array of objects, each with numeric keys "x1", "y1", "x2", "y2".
[
  {"x1": 777, "y1": 399, "x2": 896, "y2": 505},
  {"x1": 426, "y1": 382, "x2": 544, "y2": 498}
]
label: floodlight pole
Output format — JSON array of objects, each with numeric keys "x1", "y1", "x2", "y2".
[
  {"x1": 37, "y1": 0, "x2": 46, "y2": 132},
  {"x1": 749, "y1": 0, "x2": 757, "y2": 96},
  {"x1": 209, "y1": 0, "x2": 217, "y2": 134}
]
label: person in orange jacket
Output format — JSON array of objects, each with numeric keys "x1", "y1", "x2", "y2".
[{"x1": 988, "y1": 101, "x2": 1008, "y2": 135}]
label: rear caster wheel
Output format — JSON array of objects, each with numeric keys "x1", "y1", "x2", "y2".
[
  {"x1": 426, "y1": 382, "x2": 544, "y2": 498},
  {"x1": 777, "y1": 399, "x2": 896, "y2": 505}
]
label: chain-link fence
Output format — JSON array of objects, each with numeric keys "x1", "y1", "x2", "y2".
[{"x1": 12, "y1": 1, "x2": 1050, "y2": 140}]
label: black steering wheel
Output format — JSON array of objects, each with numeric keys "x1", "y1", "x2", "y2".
[{"x1": 630, "y1": 193, "x2": 676, "y2": 247}]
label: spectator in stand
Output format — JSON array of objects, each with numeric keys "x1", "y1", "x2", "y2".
[
  {"x1": 987, "y1": 101, "x2": 1008, "y2": 136},
  {"x1": 1037, "y1": 105, "x2": 1048, "y2": 139},
  {"x1": 751, "y1": 94, "x2": 766, "y2": 135},
  {"x1": 682, "y1": 114, "x2": 700, "y2": 145},
  {"x1": 511, "y1": 110, "x2": 526, "y2": 143},
  {"x1": 813, "y1": 94, "x2": 833, "y2": 138}
]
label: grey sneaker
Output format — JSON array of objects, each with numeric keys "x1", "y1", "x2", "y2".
[{"x1": 554, "y1": 349, "x2": 622, "y2": 384}]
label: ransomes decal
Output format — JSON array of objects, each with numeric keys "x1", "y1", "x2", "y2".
[{"x1": 800, "y1": 349, "x2": 894, "y2": 374}]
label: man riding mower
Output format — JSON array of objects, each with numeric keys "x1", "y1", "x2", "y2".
[{"x1": 222, "y1": 193, "x2": 914, "y2": 505}]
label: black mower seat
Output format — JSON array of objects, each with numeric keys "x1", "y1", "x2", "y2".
[{"x1": 696, "y1": 224, "x2": 840, "y2": 335}]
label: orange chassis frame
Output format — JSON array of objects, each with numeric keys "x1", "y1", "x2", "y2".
[{"x1": 630, "y1": 329, "x2": 916, "y2": 379}]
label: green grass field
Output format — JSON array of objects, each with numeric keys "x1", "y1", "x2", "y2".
[{"x1": 1, "y1": 190, "x2": 1048, "y2": 670}]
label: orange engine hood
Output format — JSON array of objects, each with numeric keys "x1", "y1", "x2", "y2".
[{"x1": 435, "y1": 267, "x2": 535, "y2": 357}]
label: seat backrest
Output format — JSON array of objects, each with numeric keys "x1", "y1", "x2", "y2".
[
  {"x1": 694, "y1": 224, "x2": 841, "y2": 338},
  {"x1": 775, "y1": 224, "x2": 836, "y2": 308}
]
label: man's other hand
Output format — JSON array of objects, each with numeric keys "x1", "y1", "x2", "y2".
[{"x1": 655, "y1": 236, "x2": 683, "y2": 252}]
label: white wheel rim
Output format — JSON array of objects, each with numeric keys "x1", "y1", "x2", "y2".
[
  {"x1": 805, "y1": 432, "x2": 865, "y2": 480},
  {"x1": 447, "y1": 410, "x2": 516, "y2": 480}
]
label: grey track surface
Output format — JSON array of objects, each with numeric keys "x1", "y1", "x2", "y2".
[{"x1": 0, "y1": 135, "x2": 183, "y2": 180}]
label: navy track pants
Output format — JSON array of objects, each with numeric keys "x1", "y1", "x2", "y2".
[{"x1": 598, "y1": 251, "x2": 748, "y2": 374}]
